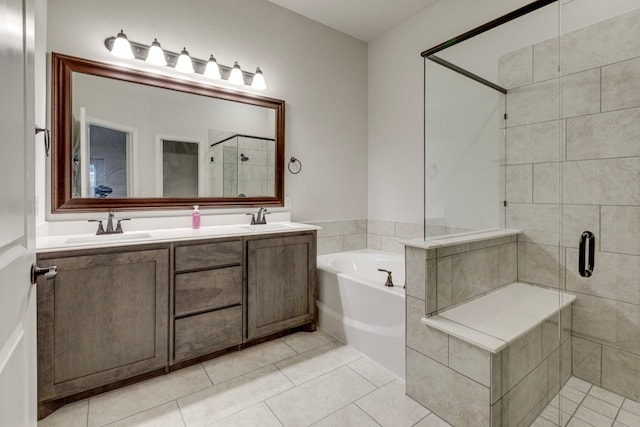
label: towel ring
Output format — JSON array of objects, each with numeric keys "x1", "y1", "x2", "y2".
[{"x1": 288, "y1": 157, "x2": 302, "y2": 174}]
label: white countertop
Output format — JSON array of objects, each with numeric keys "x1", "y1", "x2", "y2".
[{"x1": 36, "y1": 221, "x2": 320, "y2": 253}]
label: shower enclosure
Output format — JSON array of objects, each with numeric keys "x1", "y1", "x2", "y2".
[{"x1": 420, "y1": 1, "x2": 640, "y2": 425}]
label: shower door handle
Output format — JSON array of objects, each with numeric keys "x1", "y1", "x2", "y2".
[{"x1": 578, "y1": 231, "x2": 595, "y2": 277}]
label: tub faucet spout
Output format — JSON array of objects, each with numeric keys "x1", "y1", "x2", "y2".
[{"x1": 377, "y1": 269, "x2": 394, "y2": 287}]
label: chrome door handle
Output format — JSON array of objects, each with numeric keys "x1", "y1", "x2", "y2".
[
  {"x1": 578, "y1": 231, "x2": 595, "y2": 278},
  {"x1": 31, "y1": 264, "x2": 58, "y2": 284}
]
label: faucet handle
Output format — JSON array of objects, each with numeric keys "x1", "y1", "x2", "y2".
[
  {"x1": 115, "y1": 218, "x2": 130, "y2": 233},
  {"x1": 377, "y1": 269, "x2": 394, "y2": 287},
  {"x1": 88, "y1": 219, "x2": 105, "y2": 235},
  {"x1": 246, "y1": 213, "x2": 256, "y2": 225},
  {"x1": 260, "y1": 210, "x2": 270, "y2": 224}
]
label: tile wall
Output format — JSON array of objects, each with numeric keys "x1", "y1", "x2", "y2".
[
  {"x1": 306, "y1": 219, "x2": 368, "y2": 255},
  {"x1": 500, "y1": 9, "x2": 640, "y2": 402}
]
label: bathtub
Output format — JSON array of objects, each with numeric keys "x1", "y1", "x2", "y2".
[{"x1": 317, "y1": 249, "x2": 406, "y2": 379}]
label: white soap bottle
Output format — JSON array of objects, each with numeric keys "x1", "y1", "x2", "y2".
[{"x1": 192, "y1": 205, "x2": 201, "y2": 229}]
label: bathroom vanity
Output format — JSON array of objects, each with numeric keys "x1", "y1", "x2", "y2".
[{"x1": 35, "y1": 224, "x2": 317, "y2": 418}]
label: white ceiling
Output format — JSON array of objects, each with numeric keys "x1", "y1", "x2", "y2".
[{"x1": 266, "y1": 0, "x2": 441, "y2": 42}]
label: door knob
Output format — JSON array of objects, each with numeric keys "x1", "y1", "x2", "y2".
[{"x1": 31, "y1": 264, "x2": 57, "y2": 284}]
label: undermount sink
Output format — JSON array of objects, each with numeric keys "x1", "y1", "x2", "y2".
[
  {"x1": 240, "y1": 223, "x2": 298, "y2": 232},
  {"x1": 65, "y1": 232, "x2": 153, "y2": 244}
]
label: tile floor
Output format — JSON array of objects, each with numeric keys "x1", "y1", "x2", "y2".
[
  {"x1": 37, "y1": 330, "x2": 640, "y2": 427},
  {"x1": 38, "y1": 330, "x2": 450, "y2": 427}
]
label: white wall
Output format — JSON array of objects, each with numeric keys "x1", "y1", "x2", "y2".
[
  {"x1": 45, "y1": 0, "x2": 368, "y2": 223},
  {"x1": 367, "y1": 0, "x2": 535, "y2": 225}
]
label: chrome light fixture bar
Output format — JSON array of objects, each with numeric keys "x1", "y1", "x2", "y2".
[{"x1": 104, "y1": 32, "x2": 267, "y2": 89}]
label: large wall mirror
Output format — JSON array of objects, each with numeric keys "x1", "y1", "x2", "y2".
[{"x1": 51, "y1": 53, "x2": 285, "y2": 212}]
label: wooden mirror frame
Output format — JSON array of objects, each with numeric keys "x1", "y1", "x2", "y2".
[{"x1": 51, "y1": 53, "x2": 285, "y2": 213}]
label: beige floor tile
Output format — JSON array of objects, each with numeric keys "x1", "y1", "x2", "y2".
[
  {"x1": 413, "y1": 413, "x2": 452, "y2": 427},
  {"x1": 550, "y1": 395, "x2": 580, "y2": 415},
  {"x1": 202, "y1": 339, "x2": 296, "y2": 384},
  {"x1": 541, "y1": 404, "x2": 571, "y2": 426},
  {"x1": 281, "y1": 330, "x2": 335, "y2": 354},
  {"x1": 104, "y1": 402, "x2": 185, "y2": 427},
  {"x1": 356, "y1": 378, "x2": 429, "y2": 427},
  {"x1": 348, "y1": 356, "x2": 396, "y2": 387},
  {"x1": 589, "y1": 386, "x2": 625, "y2": 408},
  {"x1": 38, "y1": 399, "x2": 88, "y2": 427},
  {"x1": 582, "y1": 395, "x2": 620, "y2": 419},
  {"x1": 178, "y1": 365, "x2": 293, "y2": 427},
  {"x1": 566, "y1": 377, "x2": 593, "y2": 394},
  {"x1": 266, "y1": 366, "x2": 375, "y2": 426},
  {"x1": 567, "y1": 418, "x2": 593, "y2": 427},
  {"x1": 561, "y1": 385, "x2": 587, "y2": 404},
  {"x1": 622, "y1": 399, "x2": 640, "y2": 416},
  {"x1": 574, "y1": 405, "x2": 615, "y2": 427},
  {"x1": 311, "y1": 404, "x2": 378, "y2": 427},
  {"x1": 616, "y1": 409, "x2": 640, "y2": 427},
  {"x1": 275, "y1": 341, "x2": 362, "y2": 385},
  {"x1": 88, "y1": 365, "x2": 212, "y2": 427},
  {"x1": 208, "y1": 403, "x2": 283, "y2": 427}
]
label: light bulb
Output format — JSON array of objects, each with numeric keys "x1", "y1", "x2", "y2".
[
  {"x1": 251, "y1": 67, "x2": 267, "y2": 90},
  {"x1": 111, "y1": 30, "x2": 134, "y2": 59},
  {"x1": 146, "y1": 38, "x2": 166, "y2": 66},
  {"x1": 228, "y1": 62, "x2": 244, "y2": 85},
  {"x1": 204, "y1": 55, "x2": 221, "y2": 79},
  {"x1": 175, "y1": 47, "x2": 194, "y2": 73}
]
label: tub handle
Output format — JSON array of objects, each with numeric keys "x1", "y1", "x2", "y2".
[
  {"x1": 377, "y1": 269, "x2": 394, "y2": 287},
  {"x1": 578, "y1": 231, "x2": 595, "y2": 278}
]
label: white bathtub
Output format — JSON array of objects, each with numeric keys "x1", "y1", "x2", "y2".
[{"x1": 317, "y1": 249, "x2": 406, "y2": 379}]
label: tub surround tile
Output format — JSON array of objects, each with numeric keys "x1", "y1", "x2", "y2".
[
  {"x1": 208, "y1": 403, "x2": 282, "y2": 427},
  {"x1": 406, "y1": 246, "x2": 427, "y2": 301},
  {"x1": 177, "y1": 365, "x2": 293, "y2": 427},
  {"x1": 506, "y1": 121, "x2": 563, "y2": 165},
  {"x1": 499, "y1": 46, "x2": 533, "y2": 89},
  {"x1": 344, "y1": 233, "x2": 367, "y2": 251},
  {"x1": 566, "y1": 107, "x2": 640, "y2": 161},
  {"x1": 561, "y1": 68, "x2": 601, "y2": 118},
  {"x1": 533, "y1": 163, "x2": 560, "y2": 204},
  {"x1": 88, "y1": 364, "x2": 212, "y2": 427},
  {"x1": 274, "y1": 341, "x2": 362, "y2": 386},
  {"x1": 533, "y1": 38, "x2": 560, "y2": 83},
  {"x1": 395, "y1": 221, "x2": 425, "y2": 239},
  {"x1": 562, "y1": 205, "x2": 600, "y2": 249},
  {"x1": 202, "y1": 339, "x2": 297, "y2": 384},
  {"x1": 506, "y1": 164, "x2": 533, "y2": 203},
  {"x1": 601, "y1": 347, "x2": 640, "y2": 402},
  {"x1": 312, "y1": 404, "x2": 378, "y2": 427},
  {"x1": 506, "y1": 79, "x2": 560, "y2": 127},
  {"x1": 310, "y1": 219, "x2": 367, "y2": 255},
  {"x1": 406, "y1": 349, "x2": 491, "y2": 427},
  {"x1": 601, "y1": 206, "x2": 640, "y2": 256},
  {"x1": 407, "y1": 296, "x2": 449, "y2": 365},
  {"x1": 602, "y1": 57, "x2": 640, "y2": 111},
  {"x1": 563, "y1": 158, "x2": 640, "y2": 206},
  {"x1": 355, "y1": 379, "x2": 430, "y2": 427},
  {"x1": 367, "y1": 219, "x2": 395, "y2": 236},
  {"x1": 317, "y1": 236, "x2": 344, "y2": 256},
  {"x1": 380, "y1": 235, "x2": 405, "y2": 254},
  {"x1": 265, "y1": 366, "x2": 375, "y2": 427},
  {"x1": 566, "y1": 249, "x2": 640, "y2": 305}
]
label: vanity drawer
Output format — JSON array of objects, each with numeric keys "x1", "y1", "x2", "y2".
[
  {"x1": 175, "y1": 266, "x2": 242, "y2": 317},
  {"x1": 174, "y1": 306, "x2": 242, "y2": 362},
  {"x1": 175, "y1": 240, "x2": 242, "y2": 271}
]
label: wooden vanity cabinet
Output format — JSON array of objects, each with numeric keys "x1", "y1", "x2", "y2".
[
  {"x1": 36, "y1": 245, "x2": 169, "y2": 402},
  {"x1": 246, "y1": 232, "x2": 317, "y2": 340},
  {"x1": 172, "y1": 239, "x2": 244, "y2": 362}
]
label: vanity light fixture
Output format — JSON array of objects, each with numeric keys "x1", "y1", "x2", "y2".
[
  {"x1": 110, "y1": 30, "x2": 134, "y2": 59},
  {"x1": 228, "y1": 62, "x2": 244, "y2": 85},
  {"x1": 175, "y1": 47, "x2": 195, "y2": 73},
  {"x1": 203, "y1": 55, "x2": 221, "y2": 79},
  {"x1": 145, "y1": 38, "x2": 167, "y2": 66},
  {"x1": 251, "y1": 67, "x2": 267, "y2": 90},
  {"x1": 105, "y1": 32, "x2": 267, "y2": 90}
]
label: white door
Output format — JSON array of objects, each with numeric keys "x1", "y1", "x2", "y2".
[{"x1": 0, "y1": 0, "x2": 37, "y2": 425}]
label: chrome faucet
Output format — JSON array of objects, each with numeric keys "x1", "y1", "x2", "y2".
[
  {"x1": 377, "y1": 269, "x2": 394, "y2": 287},
  {"x1": 89, "y1": 211, "x2": 130, "y2": 235},
  {"x1": 247, "y1": 207, "x2": 270, "y2": 225}
]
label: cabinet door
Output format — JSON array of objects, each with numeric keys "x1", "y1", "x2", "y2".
[
  {"x1": 247, "y1": 233, "x2": 316, "y2": 340},
  {"x1": 37, "y1": 248, "x2": 169, "y2": 401}
]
